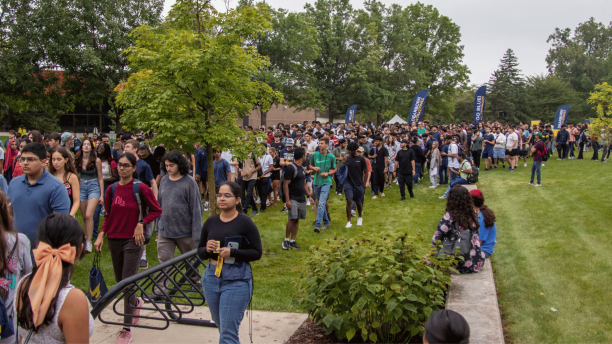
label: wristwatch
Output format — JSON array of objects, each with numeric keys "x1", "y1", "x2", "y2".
[{"x1": 139, "y1": 220, "x2": 144, "y2": 225}]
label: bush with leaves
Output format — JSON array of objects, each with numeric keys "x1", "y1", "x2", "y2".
[{"x1": 294, "y1": 231, "x2": 456, "y2": 343}]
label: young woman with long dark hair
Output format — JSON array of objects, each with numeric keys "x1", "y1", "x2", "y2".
[
  {"x1": 432, "y1": 186, "x2": 485, "y2": 273},
  {"x1": 49, "y1": 147, "x2": 81, "y2": 217},
  {"x1": 198, "y1": 181, "x2": 262, "y2": 344},
  {"x1": 75, "y1": 138, "x2": 104, "y2": 252},
  {"x1": 268, "y1": 147, "x2": 282, "y2": 207},
  {"x1": 16, "y1": 213, "x2": 92, "y2": 343},
  {"x1": 0, "y1": 190, "x2": 32, "y2": 344},
  {"x1": 470, "y1": 189, "x2": 497, "y2": 258},
  {"x1": 93, "y1": 142, "x2": 119, "y2": 239},
  {"x1": 3, "y1": 140, "x2": 18, "y2": 184},
  {"x1": 28, "y1": 130, "x2": 44, "y2": 145},
  {"x1": 94, "y1": 153, "x2": 161, "y2": 344}
]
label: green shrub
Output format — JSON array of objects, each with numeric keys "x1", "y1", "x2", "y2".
[{"x1": 294, "y1": 231, "x2": 456, "y2": 343}]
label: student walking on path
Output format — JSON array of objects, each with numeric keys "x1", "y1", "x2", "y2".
[
  {"x1": 282, "y1": 148, "x2": 309, "y2": 250},
  {"x1": 311, "y1": 138, "x2": 337, "y2": 233},
  {"x1": 344, "y1": 142, "x2": 369, "y2": 228}
]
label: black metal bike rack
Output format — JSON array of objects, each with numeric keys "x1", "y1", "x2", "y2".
[{"x1": 90, "y1": 249, "x2": 217, "y2": 330}]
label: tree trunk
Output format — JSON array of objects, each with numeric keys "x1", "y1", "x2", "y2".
[
  {"x1": 376, "y1": 113, "x2": 382, "y2": 126},
  {"x1": 260, "y1": 109, "x2": 267, "y2": 128},
  {"x1": 115, "y1": 110, "x2": 122, "y2": 133},
  {"x1": 207, "y1": 144, "x2": 216, "y2": 216}
]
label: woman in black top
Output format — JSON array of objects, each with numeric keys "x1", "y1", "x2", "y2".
[
  {"x1": 198, "y1": 181, "x2": 262, "y2": 344},
  {"x1": 269, "y1": 147, "x2": 282, "y2": 207}
]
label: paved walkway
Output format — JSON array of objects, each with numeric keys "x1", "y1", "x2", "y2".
[
  {"x1": 446, "y1": 259, "x2": 505, "y2": 344},
  {"x1": 91, "y1": 304, "x2": 307, "y2": 344}
]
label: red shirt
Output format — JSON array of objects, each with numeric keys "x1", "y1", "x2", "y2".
[
  {"x1": 100, "y1": 180, "x2": 161, "y2": 239},
  {"x1": 267, "y1": 133, "x2": 274, "y2": 144}
]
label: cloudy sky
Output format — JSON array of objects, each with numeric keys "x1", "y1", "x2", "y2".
[{"x1": 162, "y1": 0, "x2": 612, "y2": 85}]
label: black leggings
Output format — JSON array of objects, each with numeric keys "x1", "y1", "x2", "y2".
[
  {"x1": 472, "y1": 150, "x2": 481, "y2": 168},
  {"x1": 372, "y1": 168, "x2": 385, "y2": 195}
]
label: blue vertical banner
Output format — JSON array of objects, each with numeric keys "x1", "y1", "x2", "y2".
[
  {"x1": 473, "y1": 86, "x2": 487, "y2": 124},
  {"x1": 408, "y1": 90, "x2": 429, "y2": 123},
  {"x1": 345, "y1": 105, "x2": 357, "y2": 124},
  {"x1": 553, "y1": 104, "x2": 570, "y2": 129}
]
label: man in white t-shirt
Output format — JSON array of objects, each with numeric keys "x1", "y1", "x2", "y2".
[
  {"x1": 257, "y1": 143, "x2": 274, "y2": 212},
  {"x1": 304, "y1": 132, "x2": 318, "y2": 154},
  {"x1": 447, "y1": 135, "x2": 460, "y2": 185},
  {"x1": 493, "y1": 127, "x2": 507, "y2": 168},
  {"x1": 221, "y1": 150, "x2": 239, "y2": 181},
  {"x1": 505, "y1": 126, "x2": 519, "y2": 171}
]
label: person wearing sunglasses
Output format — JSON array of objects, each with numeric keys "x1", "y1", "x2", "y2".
[
  {"x1": 8, "y1": 143, "x2": 71, "y2": 250},
  {"x1": 198, "y1": 181, "x2": 262, "y2": 344}
]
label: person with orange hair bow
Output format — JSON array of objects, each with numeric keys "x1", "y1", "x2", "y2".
[{"x1": 16, "y1": 214, "x2": 93, "y2": 343}]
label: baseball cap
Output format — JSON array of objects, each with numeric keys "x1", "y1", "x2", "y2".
[
  {"x1": 535, "y1": 133, "x2": 542, "y2": 138},
  {"x1": 469, "y1": 189, "x2": 483, "y2": 198},
  {"x1": 286, "y1": 138, "x2": 294, "y2": 146},
  {"x1": 60, "y1": 132, "x2": 72, "y2": 147},
  {"x1": 357, "y1": 146, "x2": 365, "y2": 152}
]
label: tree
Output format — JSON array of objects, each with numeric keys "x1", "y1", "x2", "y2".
[
  {"x1": 487, "y1": 49, "x2": 529, "y2": 122},
  {"x1": 450, "y1": 85, "x2": 478, "y2": 123},
  {"x1": 115, "y1": 0, "x2": 280, "y2": 215},
  {"x1": 253, "y1": 8, "x2": 320, "y2": 127},
  {"x1": 586, "y1": 82, "x2": 612, "y2": 140},
  {"x1": 546, "y1": 18, "x2": 612, "y2": 118},
  {"x1": 525, "y1": 74, "x2": 583, "y2": 123}
]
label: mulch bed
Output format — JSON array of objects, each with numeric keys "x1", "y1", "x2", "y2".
[{"x1": 285, "y1": 318, "x2": 422, "y2": 344}]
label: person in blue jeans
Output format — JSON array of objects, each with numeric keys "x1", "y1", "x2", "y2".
[
  {"x1": 440, "y1": 152, "x2": 472, "y2": 199},
  {"x1": 439, "y1": 137, "x2": 449, "y2": 184},
  {"x1": 198, "y1": 181, "x2": 262, "y2": 344},
  {"x1": 310, "y1": 138, "x2": 337, "y2": 233},
  {"x1": 530, "y1": 134, "x2": 545, "y2": 186}
]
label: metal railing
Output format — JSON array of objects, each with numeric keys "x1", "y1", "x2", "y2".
[{"x1": 90, "y1": 249, "x2": 217, "y2": 330}]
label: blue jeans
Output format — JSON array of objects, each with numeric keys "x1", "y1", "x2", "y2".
[
  {"x1": 79, "y1": 179, "x2": 101, "y2": 201},
  {"x1": 439, "y1": 163, "x2": 448, "y2": 184},
  {"x1": 413, "y1": 163, "x2": 422, "y2": 185},
  {"x1": 203, "y1": 266, "x2": 253, "y2": 344},
  {"x1": 530, "y1": 160, "x2": 541, "y2": 184},
  {"x1": 313, "y1": 184, "x2": 331, "y2": 228},
  {"x1": 569, "y1": 142, "x2": 575, "y2": 158},
  {"x1": 442, "y1": 176, "x2": 468, "y2": 197},
  {"x1": 449, "y1": 167, "x2": 459, "y2": 184}
]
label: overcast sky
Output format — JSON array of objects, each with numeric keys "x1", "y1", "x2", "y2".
[{"x1": 163, "y1": 0, "x2": 612, "y2": 85}]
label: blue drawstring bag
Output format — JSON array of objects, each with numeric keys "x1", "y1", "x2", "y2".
[{"x1": 87, "y1": 251, "x2": 108, "y2": 307}]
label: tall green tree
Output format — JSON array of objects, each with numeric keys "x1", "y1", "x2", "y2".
[
  {"x1": 525, "y1": 74, "x2": 583, "y2": 123},
  {"x1": 546, "y1": 18, "x2": 612, "y2": 118},
  {"x1": 487, "y1": 49, "x2": 529, "y2": 122},
  {"x1": 253, "y1": 8, "x2": 320, "y2": 127},
  {"x1": 450, "y1": 85, "x2": 478, "y2": 123},
  {"x1": 115, "y1": 0, "x2": 279, "y2": 214},
  {"x1": 586, "y1": 82, "x2": 612, "y2": 139}
]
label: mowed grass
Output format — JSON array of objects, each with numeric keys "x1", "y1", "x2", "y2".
[
  {"x1": 482, "y1": 151, "x2": 612, "y2": 343},
  {"x1": 70, "y1": 149, "x2": 612, "y2": 343}
]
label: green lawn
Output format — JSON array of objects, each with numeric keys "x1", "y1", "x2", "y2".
[{"x1": 71, "y1": 149, "x2": 612, "y2": 343}]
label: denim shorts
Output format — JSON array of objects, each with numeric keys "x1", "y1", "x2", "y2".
[
  {"x1": 80, "y1": 180, "x2": 101, "y2": 201},
  {"x1": 493, "y1": 148, "x2": 506, "y2": 159}
]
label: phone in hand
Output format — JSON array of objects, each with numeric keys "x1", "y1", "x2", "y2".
[{"x1": 225, "y1": 242, "x2": 239, "y2": 264}]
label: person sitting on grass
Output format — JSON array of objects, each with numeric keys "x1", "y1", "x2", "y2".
[
  {"x1": 470, "y1": 189, "x2": 497, "y2": 258},
  {"x1": 439, "y1": 152, "x2": 472, "y2": 200}
]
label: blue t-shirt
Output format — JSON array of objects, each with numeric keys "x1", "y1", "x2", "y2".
[
  {"x1": 8, "y1": 170, "x2": 70, "y2": 246},
  {"x1": 478, "y1": 212, "x2": 497, "y2": 255},
  {"x1": 432, "y1": 132, "x2": 441, "y2": 143},
  {"x1": 441, "y1": 144, "x2": 449, "y2": 165},
  {"x1": 195, "y1": 147, "x2": 207, "y2": 175},
  {"x1": 136, "y1": 159, "x2": 154, "y2": 186},
  {"x1": 279, "y1": 148, "x2": 295, "y2": 172},
  {"x1": 213, "y1": 159, "x2": 230, "y2": 188},
  {"x1": 484, "y1": 134, "x2": 495, "y2": 150}
]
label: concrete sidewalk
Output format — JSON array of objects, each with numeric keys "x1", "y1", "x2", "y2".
[{"x1": 91, "y1": 303, "x2": 307, "y2": 344}]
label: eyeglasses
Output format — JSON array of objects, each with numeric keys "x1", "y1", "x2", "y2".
[
  {"x1": 117, "y1": 163, "x2": 133, "y2": 169},
  {"x1": 215, "y1": 193, "x2": 235, "y2": 200},
  {"x1": 19, "y1": 157, "x2": 40, "y2": 163}
]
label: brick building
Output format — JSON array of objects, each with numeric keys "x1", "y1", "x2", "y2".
[{"x1": 242, "y1": 104, "x2": 317, "y2": 128}]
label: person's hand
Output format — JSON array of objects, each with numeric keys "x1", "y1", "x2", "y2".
[
  {"x1": 313, "y1": 166, "x2": 321, "y2": 172},
  {"x1": 412, "y1": 170, "x2": 416, "y2": 176},
  {"x1": 365, "y1": 182, "x2": 370, "y2": 187},
  {"x1": 206, "y1": 240, "x2": 219, "y2": 253},
  {"x1": 321, "y1": 172, "x2": 328, "y2": 177},
  {"x1": 134, "y1": 223, "x2": 145, "y2": 246},
  {"x1": 285, "y1": 200, "x2": 291, "y2": 209},
  {"x1": 94, "y1": 235, "x2": 104, "y2": 252},
  {"x1": 384, "y1": 168, "x2": 388, "y2": 172},
  {"x1": 219, "y1": 247, "x2": 231, "y2": 259},
  {"x1": 195, "y1": 175, "x2": 200, "y2": 182},
  {"x1": 98, "y1": 197, "x2": 104, "y2": 206}
]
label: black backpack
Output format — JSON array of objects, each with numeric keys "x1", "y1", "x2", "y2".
[
  {"x1": 278, "y1": 163, "x2": 299, "y2": 203},
  {"x1": 467, "y1": 164, "x2": 479, "y2": 184}
]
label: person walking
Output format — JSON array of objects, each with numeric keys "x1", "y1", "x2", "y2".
[
  {"x1": 395, "y1": 139, "x2": 415, "y2": 200},
  {"x1": 368, "y1": 137, "x2": 388, "y2": 199},
  {"x1": 332, "y1": 139, "x2": 349, "y2": 195},
  {"x1": 198, "y1": 181, "x2": 262, "y2": 344},
  {"x1": 75, "y1": 138, "x2": 104, "y2": 253},
  {"x1": 16, "y1": 214, "x2": 94, "y2": 343},
  {"x1": 577, "y1": 127, "x2": 588, "y2": 160},
  {"x1": 556, "y1": 125, "x2": 569, "y2": 160},
  {"x1": 529, "y1": 133, "x2": 545, "y2": 186},
  {"x1": 311, "y1": 138, "x2": 337, "y2": 233},
  {"x1": 410, "y1": 137, "x2": 426, "y2": 186},
  {"x1": 239, "y1": 153, "x2": 261, "y2": 216},
  {"x1": 344, "y1": 142, "x2": 369, "y2": 228},
  {"x1": 268, "y1": 147, "x2": 282, "y2": 207},
  {"x1": 282, "y1": 148, "x2": 309, "y2": 250},
  {"x1": 3, "y1": 139, "x2": 19, "y2": 184},
  {"x1": 93, "y1": 142, "x2": 119, "y2": 239},
  {"x1": 8, "y1": 143, "x2": 70, "y2": 249},
  {"x1": 94, "y1": 153, "x2": 162, "y2": 344},
  {"x1": 481, "y1": 127, "x2": 495, "y2": 170},
  {"x1": 471, "y1": 130, "x2": 483, "y2": 168},
  {"x1": 49, "y1": 147, "x2": 81, "y2": 217},
  {"x1": 429, "y1": 141, "x2": 441, "y2": 188},
  {"x1": 256, "y1": 144, "x2": 273, "y2": 214}
]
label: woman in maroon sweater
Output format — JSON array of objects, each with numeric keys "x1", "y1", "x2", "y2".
[{"x1": 94, "y1": 153, "x2": 161, "y2": 344}]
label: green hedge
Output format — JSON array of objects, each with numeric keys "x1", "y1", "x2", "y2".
[{"x1": 294, "y1": 232, "x2": 455, "y2": 343}]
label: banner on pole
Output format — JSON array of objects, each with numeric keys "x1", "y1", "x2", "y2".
[
  {"x1": 553, "y1": 104, "x2": 570, "y2": 129},
  {"x1": 345, "y1": 105, "x2": 357, "y2": 124},
  {"x1": 408, "y1": 90, "x2": 429, "y2": 123},
  {"x1": 473, "y1": 86, "x2": 487, "y2": 124}
]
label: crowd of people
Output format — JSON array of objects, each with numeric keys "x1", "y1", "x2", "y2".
[{"x1": 0, "y1": 117, "x2": 604, "y2": 343}]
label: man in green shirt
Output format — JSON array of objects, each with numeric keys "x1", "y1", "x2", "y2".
[{"x1": 311, "y1": 137, "x2": 337, "y2": 233}]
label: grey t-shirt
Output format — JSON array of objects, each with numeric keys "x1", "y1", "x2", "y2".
[
  {"x1": 0, "y1": 233, "x2": 32, "y2": 344},
  {"x1": 156, "y1": 175, "x2": 203, "y2": 246}
]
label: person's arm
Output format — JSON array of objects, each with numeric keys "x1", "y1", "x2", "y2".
[
  {"x1": 149, "y1": 179, "x2": 158, "y2": 199},
  {"x1": 50, "y1": 181, "x2": 71, "y2": 215},
  {"x1": 432, "y1": 214, "x2": 451, "y2": 245},
  {"x1": 0, "y1": 160, "x2": 3, "y2": 174},
  {"x1": 190, "y1": 177, "x2": 203, "y2": 247},
  {"x1": 262, "y1": 157, "x2": 274, "y2": 176},
  {"x1": 197, "y1": 221, "x2": 211, "y2": 260},
  {"x1": 283, "y1": 179, "x2": 291, "y2": 209},
  {"x1": 141, "y1": 184, "x2": 162, "y2": 224},
  {"x1": 58, "y1": 288, "x2": 91, "y2": 344},
  {"x1": 68, "y1": 174, "x2": 80, "y2": 217},
  {"x1": 104, "y1": 161, "x2": 119, "y2": 184},
  {"x1": 195, "y1": 150, "x2": 202, "y2": 177},
  {"x1": 96, "y1": 159, "x2": 104, "y2": 205},
  {"x1": 411, "y1": 159, "x2": 415, "y2": 175},
  {"x1": 191, "y1": 154, "x2": 196, "y2": 180}
]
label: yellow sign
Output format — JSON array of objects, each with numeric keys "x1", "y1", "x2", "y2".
[
  {"x1": 531, "y1": 121, "x2": 540, "y2": 126},
  {"x1": 90, "y1": 284, "x2": 101, "y2": 299},
  {"x1": 553, "y1": 129, "x2": 559, "y2": 138}
]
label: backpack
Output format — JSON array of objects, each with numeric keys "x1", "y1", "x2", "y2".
[
  {"x1": 278, "y1": 163, "x2": 299, "y2": 203},
  {"x1": 466, "y1": 163, "x2": 479, "y2": 184},
  {"x1": 109, "y1": 180, "x2": 154, "y2": 244},
  {"x1": 252, "y1": 156, "x2": 262, "y2": 178},
  {"x1": 540, "y1": 143, "x2": 550, "y2": 162}
]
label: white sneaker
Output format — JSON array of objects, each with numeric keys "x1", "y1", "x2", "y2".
[
  {"x1": 306, "y1": 199, "x2": 311, "y2": 206},
  {"x1": 255, "y1": 197, "x2": 261, "y2": 204},
  {"x1": 542, "y1": 163, "x2": 545, "y2": 166},
  {"x1": 372, "y1": 195, "x2": 378, "y2": 199},
  {"x1": 345, "y1": 221, "x2": 352, "y2": 228},
  {"x1": 393, "y1": 178, "x2": 398, "y2": 183},
  {"x1": 439, "y1": 195, "x2": 447, "y2": 199},
  {"x1": 381, "y1": 193, "x2": 385, "y2": 198},
  {"x1": 357, "y1": 217, "x2": 363, "y2": 226},
  {"x1": 85, "y1": 241, "x2": 92, "y2": 253},
  {"x1": 524, "y1": 163, "x2": 527, "y2": 167},
  {"x1": 535, "y1": 183, "x2": 541, "y2": 187},
  {"x1": 351, "y1": 210, "x2": 356, "y2": 217},
  {"x1": 203, "y1": 202, "x2": 209, "y2": 211}
]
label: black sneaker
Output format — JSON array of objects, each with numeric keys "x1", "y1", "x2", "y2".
[
  {"x1": 281, "y1": 207, "x2": 288, "y2": 212},
  {"x1": 314, "y1": 226, "x2": 320, "y2": 233},
  {"x1": 282, "y1": 240, "x2": 290, "y2": 250},
  {"x1": 289, "y1": 241, "x2": 301, "y2": 249},
  {"x1": 494, "y1": 165, "x2": 497, "y2": 168},
  {"x1": 146, "y1": 293, "x2": 167, "y2": 303},
  {"x1": 400, "y1": 197, "x2": 406, "y2": 201},
  {"x1": 139, "y1": 259, "x2": 148, "y2": 270}
]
